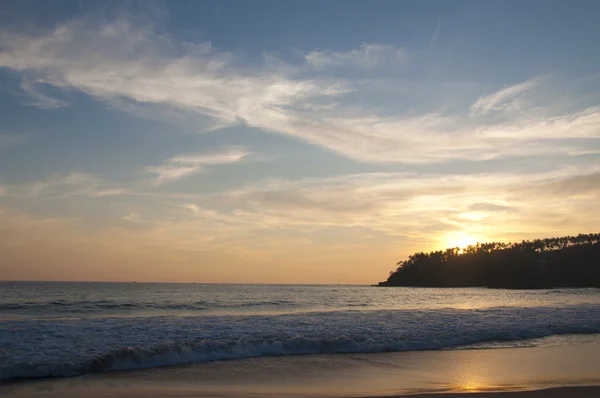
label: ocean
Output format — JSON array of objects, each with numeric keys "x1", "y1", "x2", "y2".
[{"x1": 1, "y1": 282, "x2": 600, "y2": 382}]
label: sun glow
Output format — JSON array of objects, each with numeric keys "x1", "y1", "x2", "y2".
[
  {"x1": 457, "y1": 379, "x2": 495, "y2": 393},
  {"x1": 445, "y1": 232, "x2": 480, "y2": 250}
]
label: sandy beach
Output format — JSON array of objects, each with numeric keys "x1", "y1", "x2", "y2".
[{"x1": 3, "y1": 342, "x2": 600, "y2": 398}]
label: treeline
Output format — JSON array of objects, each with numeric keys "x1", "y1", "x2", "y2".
[{"x1": 378, "y1": 233, "x2": 600, "y2": 289}]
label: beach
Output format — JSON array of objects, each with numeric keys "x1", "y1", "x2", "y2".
[{"x1": 3, "y1": 342, "x2": 600, "y2": 397}]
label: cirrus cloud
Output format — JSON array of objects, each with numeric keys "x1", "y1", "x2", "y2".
[
  {"x1": 0, "y1": 17, "x2": 599, "y2": 167},
  {"x1": 146, "y1": 147, "x2": 251, "y2": 185},
  {"x1": 305, "y1": 43, "x2": 404, "y2": 69}
]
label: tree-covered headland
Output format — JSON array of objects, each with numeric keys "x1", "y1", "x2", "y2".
[{"x1": 378, "y1": 233, "x2": 600, "y2": 289}]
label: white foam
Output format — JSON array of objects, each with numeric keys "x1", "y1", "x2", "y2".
[{"x1": 2, "y1": 304, "x2": 600, "y2": 381}]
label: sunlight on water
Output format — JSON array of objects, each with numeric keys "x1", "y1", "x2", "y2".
[{"x1": 2, "y1": 283, "x2": 600, "y2": 321}]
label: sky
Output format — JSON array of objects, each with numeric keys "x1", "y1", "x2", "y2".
[{"x1": 0, "y1": 0, "x2": 599, "y2": 284}]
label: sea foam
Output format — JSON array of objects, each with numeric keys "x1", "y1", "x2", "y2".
[{"x1": 2, "y1": 305, "x2": 600, "y2": 381}]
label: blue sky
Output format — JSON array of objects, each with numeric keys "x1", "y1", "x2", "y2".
[{"x1": 0, "y1": 0, "x2": 599, "y2": 283}]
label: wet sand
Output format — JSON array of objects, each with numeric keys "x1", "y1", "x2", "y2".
[{"x1": 2, "y1": 343, "x2": 600, "y2": 397}]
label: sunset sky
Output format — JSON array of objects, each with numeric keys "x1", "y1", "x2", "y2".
[{"x1": 1, "y1": 0, "x2": 599, "y2": 283}]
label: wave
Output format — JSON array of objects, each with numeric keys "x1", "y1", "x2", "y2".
[
  {"x1": 3, "y1": 329, "x2": 600, "y2": 382},
  {"x1": 84, "y1": 329, "x2": 600, "y2": 375},
  {"x1": 0, "y1": 300, "x2": 129, "y2": 312},
  {"x1": 2, "y1": 305, "x2": 600, "y2": 382},
  {"x1": 0, "y1": 299, "x2": 301, "y2": 313}
]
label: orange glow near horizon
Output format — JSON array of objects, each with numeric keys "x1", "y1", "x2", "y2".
[
  {"x1": 444, "y1": 232, "x2": 481, "y2": 251},
  {"x1": 459, "y1": 380, "x2": 484, "y2": 392}
]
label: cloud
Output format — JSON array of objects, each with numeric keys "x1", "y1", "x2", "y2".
[
  {"x1": 0, "y1": 17, "x2": 598, "y2": 167},
  {"x1": 2, "y1": 165, "x2": 600, "y2": 282},
  {"x1": 470, "y1": 78, "x2": 538, "y2": 116},
  {"x1": 430, "y1": 20, "x2": 442, "y2": 50},
  {"x1": 123, "y1": 212, "x2": 143, "y2": 223},
  {"x1": 218, "y1": 167, "x2": 598, "y2": 239},
  {"x1": 146, "y1": 147, "x2": 250, "y2": 185},
  {"x1": 467, "y1": 202, "x2": 516, "y2": 213},
  {"x1": 248, "y1": 105, "x2": 600, "y2": 163},
  {"x1": 0, "y1": 19, "x2": 348, "y2": 131},
  {"x1": 535, "y1": 171, "x2": 600, "y2": 197},
  {"x1": 2, "y1": 11, "x2": 599, "y2": 283},
  {"x1": 182, "y1": 203, "x2": 200, "y2": 213},
  {"x1": 20, "y1": 78, "x2": 69, "y2": 109},
  {"x1": 305, "y1": 43, "x2": 404, "y2": 69},
  {"x1": 62, "y1": 165, "x2": 596, "y2": 256},
  {"x1": 2, "y1": 172, "x2": 128, "y2": 199}
]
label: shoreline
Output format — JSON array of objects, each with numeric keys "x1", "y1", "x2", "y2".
[
  {"x1": 389, "y1": 386, "x2": 600, "y2": 398},
  {"x1": 3, "y1": 386, "x2": 600, "y2": 398},
  {"x1": 3, "y1": 342, "x2": 600, "y2": 397}
]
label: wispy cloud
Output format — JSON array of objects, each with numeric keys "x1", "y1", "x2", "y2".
[
  {"x1": 0, "y1": 19, "x2": 348, "y2": 131},
  {"x1": 0, "y1": 16, "x2": 600, "y2": 166},
  {"x1": 2, "y1": 164, "x2": 600, "y2": 282},
  {"x1": 430, "y1": 20, "x2": 442, "y2": 50},
  {"x1": 2, "y1": 172, "x2": 127, "y2": 199},
  {"x1": 146, "y1": 147, "x2": 250, "y2": 185},
  {"x1": 1, "y1": 8, "x2": 599, "y2": 283},
  {"x1": 216, "y1": 165, "x2": 600, "y2": 243},
  {"x1": 20, "y1": 78, "x2": 69, "y2": 109},
  {"x1": 305, "y1": 43, "x2": 404, "y2": 69},
  {"x1": 3, "y1": 18, "x2": 599, "y2": 168},
  {"x1": 180, "y1": 203, "x2": 201, "y2": 213},
  {"x1": 11, "y1": 166, "x2": 599, "y2": 255},
  {"x1": 0, "y1": 18, "x2": 598, "y2": 166},
  {"x1": 470, "y1": 78, "x2": 539, "y2": 116},
  {"x1": 123, "y1": 212, "x2": 143, "y2": 223}
]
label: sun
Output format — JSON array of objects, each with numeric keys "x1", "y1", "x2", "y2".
[{"x1": 445, "y1": 232, "x2": 479, "y2": 250}]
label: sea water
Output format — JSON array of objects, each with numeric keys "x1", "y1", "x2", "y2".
[{"x1": 1, "y1": 282, "x2": 600, "y2": 381}]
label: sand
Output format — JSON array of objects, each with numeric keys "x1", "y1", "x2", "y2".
[{"x1": 2, "y1": 343, "x2": 600, "y2": 397}]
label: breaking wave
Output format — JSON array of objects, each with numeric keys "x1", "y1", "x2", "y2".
[{"x1": 2, "y1": 305, "x2": 600, "y2": 382}]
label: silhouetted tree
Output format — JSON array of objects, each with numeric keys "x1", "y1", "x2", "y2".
[{"x1": 378, "y1": 233, "x2": 600, "y2": 289}]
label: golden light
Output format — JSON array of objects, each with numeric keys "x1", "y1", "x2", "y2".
[
  {"x1": 457, "y1": 211, "x2": 487, "y2": 221},
  {"x1": 459, "y1": 380, "x2": 485, "y2": 392},
  {"x1": 444, "y1": 232, "x2": 479, "y2": 250}
]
